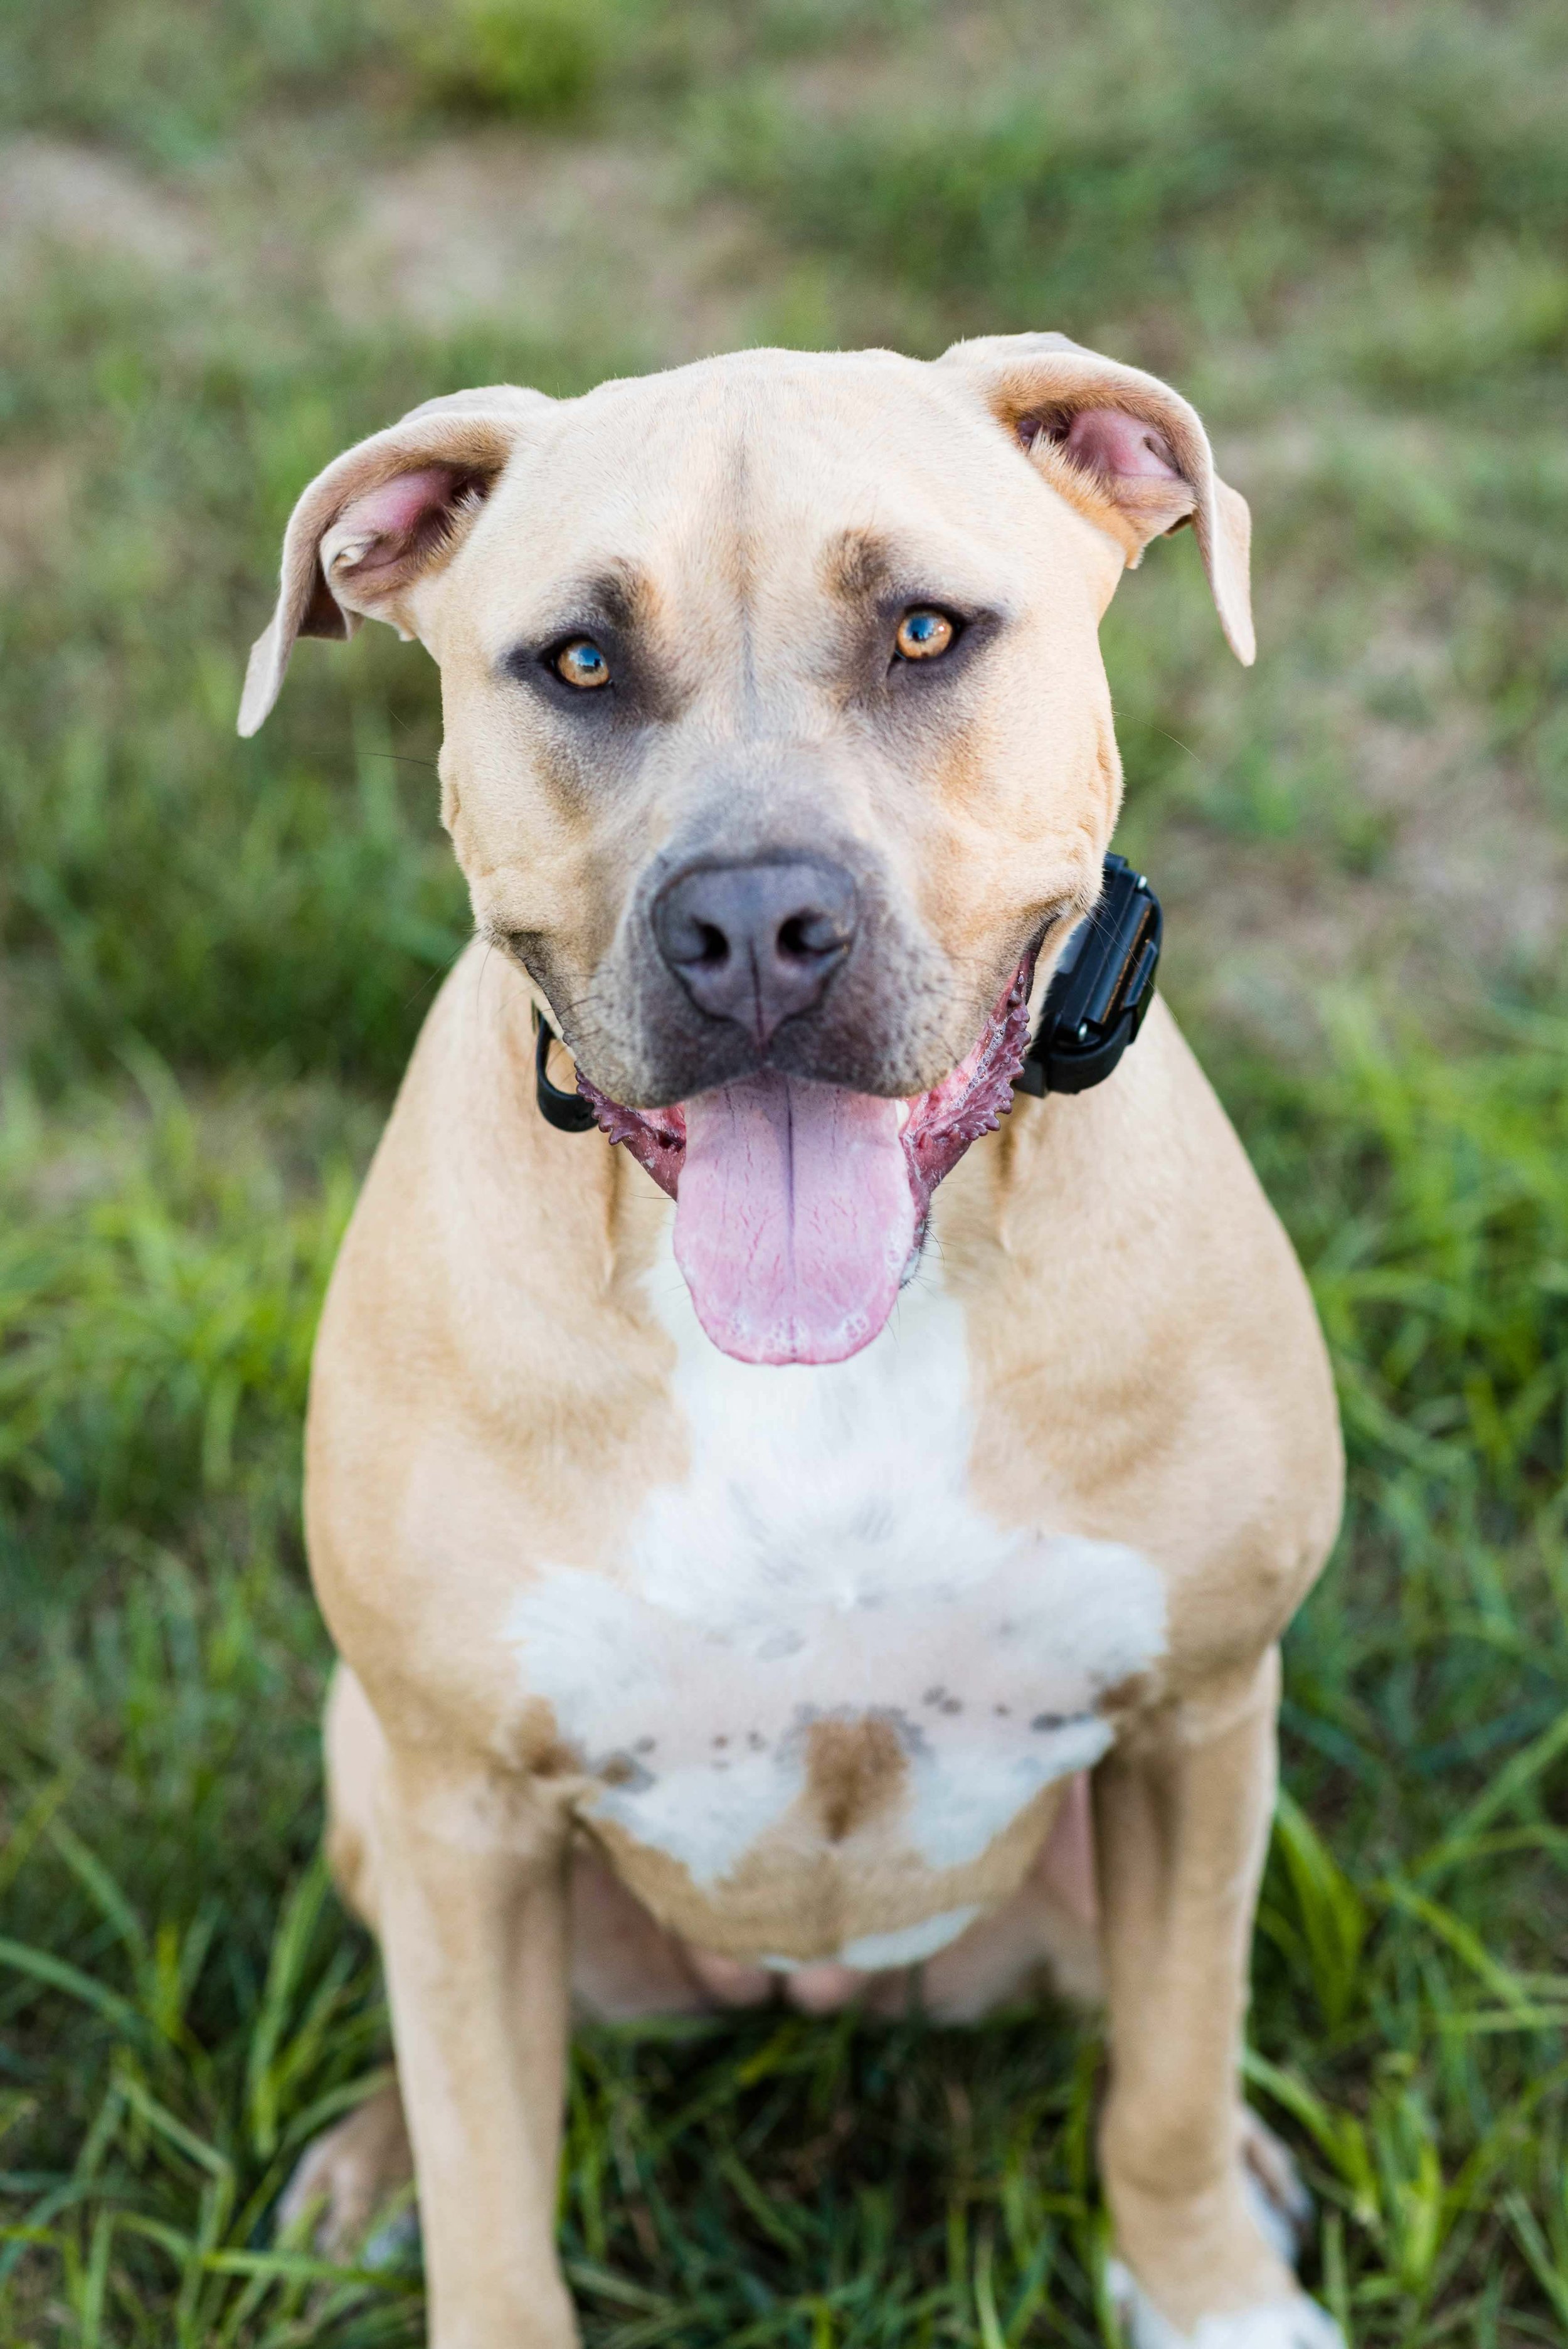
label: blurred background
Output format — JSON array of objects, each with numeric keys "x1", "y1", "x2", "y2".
[{"x1": 2, "y1": 3, "x2": 1567, "y2": 2341}]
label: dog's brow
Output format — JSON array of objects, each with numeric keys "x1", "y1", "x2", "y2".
[
  {"x1": 573, "y1": 563, "x2": 659, "y2": 635},
  {"x1": 821, "y1": 528, "x2": 906, "y2": 605}
]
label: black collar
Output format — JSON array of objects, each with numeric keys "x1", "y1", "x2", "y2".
[{"x1": 534, "y1": 852, "x2": 1162, "y2": 1132}]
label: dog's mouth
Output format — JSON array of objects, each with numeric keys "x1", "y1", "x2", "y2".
[{"x1": 576, "y1": 962, "x2": 1034, "y2": 1366}]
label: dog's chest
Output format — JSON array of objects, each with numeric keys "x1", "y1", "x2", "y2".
[{"x1": 507, "y1": 1259, "x2": 1165, "y2": 1931}]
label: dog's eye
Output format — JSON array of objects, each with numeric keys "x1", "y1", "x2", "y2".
[
  {"x1": 553, "y1": 638, "x2": 612, "y2": 690},
  {"x1": 894, "y1": 608, "x2": 956, "y2": 662}
]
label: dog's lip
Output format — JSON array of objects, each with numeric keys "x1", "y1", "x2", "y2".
[{"x1": 573, "y1": 958, "x2": 1036, "y2": 1210}]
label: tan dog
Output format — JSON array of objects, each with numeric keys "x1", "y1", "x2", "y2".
[{"x1": 240, "y1": 335, "x2": 1343, "y2": 2348}]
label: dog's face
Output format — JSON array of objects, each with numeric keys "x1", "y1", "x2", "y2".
[{"x1": 243, "y1": 336, "x2": 1251, "y2": 1365}]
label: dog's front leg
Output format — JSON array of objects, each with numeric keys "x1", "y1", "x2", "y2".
[
  {"x1": 374, "y1": 1742, "x2": 577, "y2": 2349},
  {"x1": 1093, "y1": 1649, "x2": 1338, "y2": 2346}
]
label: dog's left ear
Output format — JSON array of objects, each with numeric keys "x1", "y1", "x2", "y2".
[{"x1": 938, "y1": 331, "x2": 1254, "y2": 664}]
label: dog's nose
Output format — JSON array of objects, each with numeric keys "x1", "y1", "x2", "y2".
[{"x1": 653, "y1": 859, "x2": 858, "y2": 1046}]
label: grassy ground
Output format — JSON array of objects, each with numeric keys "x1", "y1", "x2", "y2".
[{"x1": 3, "y1": 2, "x2": 1567, "y2": 2341}]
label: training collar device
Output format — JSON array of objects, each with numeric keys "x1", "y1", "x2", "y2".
[
  {"x1": 1013, "y1": 852, "x2": 1162, "y2": 1097},
  {"x1": 533, "y1": 851, "x2": 1163, "y2": 1133}
]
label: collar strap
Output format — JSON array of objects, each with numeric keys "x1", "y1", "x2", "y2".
[
  {"x1": 533, "y1": 1009, "x2": 600, "y2": 1132},
  {"x1": 534, "y1": 852, "x2": 1162, "y2": 1129}
]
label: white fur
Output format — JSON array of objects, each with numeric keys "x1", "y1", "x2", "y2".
[
  {"x1": 1110, "y1": 2268, "x2": 1345, "y2": 2349},
  {"x1": 834, "y1": 1909, "x2": 983, "y2": 1968},
  {"x1": 506, "y1": 1238, "x2": 1167, "y2": 1901},
  {"x1": 759, "y1": 1907, "x2": 982, "y2": 1971}
]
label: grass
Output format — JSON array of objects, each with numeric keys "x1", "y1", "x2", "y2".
[{"x1": 1, "y1": 0, "x2": 1567, "y2": 2340}]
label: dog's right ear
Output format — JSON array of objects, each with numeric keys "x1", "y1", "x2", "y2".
[{"x1": 237, "y1": 385, "x2": 554, "y2": 738}]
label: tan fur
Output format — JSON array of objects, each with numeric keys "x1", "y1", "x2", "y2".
[{"x1": 241, "y1": 336, "x2": 1341, "y2": 2348}]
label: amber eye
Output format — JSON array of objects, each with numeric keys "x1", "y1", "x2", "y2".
[
  {"x1": 554, "y1": 637, "x2": 612, "y2": 689},
  {"x1": 894, "y1": 607, "x2": 956, "y2": 662}
]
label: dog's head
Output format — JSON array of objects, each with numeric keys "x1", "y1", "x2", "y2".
[{"x1": 241, "y1": 335, "x2": 1251, "y2": 1366}]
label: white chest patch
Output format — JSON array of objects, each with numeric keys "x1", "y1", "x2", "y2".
[{"x1": 506, "y1": 1241, "x2": 1166, "y2": 1911}]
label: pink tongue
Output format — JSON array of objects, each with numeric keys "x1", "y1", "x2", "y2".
[{"x1": 674, "y1": 1073, "x2": 917, "y2": 1365}]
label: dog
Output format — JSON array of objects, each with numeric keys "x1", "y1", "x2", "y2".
[{"x1": 239, "y1": 333, "x2": 1344, "y2": 2348}]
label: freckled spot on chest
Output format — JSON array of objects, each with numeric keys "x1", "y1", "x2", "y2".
[
  {"x1": 807, "y1": 1714, "x2": 907, "y2": 1841},
  {"x1": 505, "y1": 1248, "x2": 1167, "y2": 1903}
]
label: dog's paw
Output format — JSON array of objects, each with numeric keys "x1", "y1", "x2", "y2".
[
  {"x1": 1108, "y1": 2264, "x2": 1345, "y2": 2349},
  {"x1": 1239, "y1": 2109, "x2": 1314, "y2": 2266},
  {"x1": 274, "y1": 2081, "x2": 415, "y2": 2262}
]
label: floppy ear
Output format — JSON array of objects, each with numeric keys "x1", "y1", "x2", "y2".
[
  {"x1": 938, "y1": 331, "x2": 1254, "y2": 664},
  {"x1": 236, "y1": 384, "x2": 554, "y2": 737}
]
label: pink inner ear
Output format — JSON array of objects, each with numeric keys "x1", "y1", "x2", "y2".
[
  {"x1": 333, "y1": 464, "x2": 469, "y2": 563},
  {"x1": 1062, "y1": 406, "x2": 1181, "y2": 482}
]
